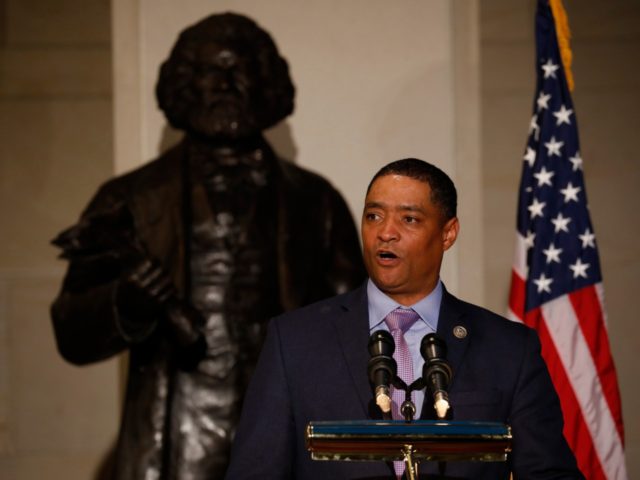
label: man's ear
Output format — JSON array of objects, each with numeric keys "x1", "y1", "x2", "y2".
[{"x1": 442, "y1": 217, "x2": 459, "y2": 251}]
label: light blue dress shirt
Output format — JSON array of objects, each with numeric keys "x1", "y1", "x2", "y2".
[{"x1": 367, "y1": 278, "x2": 443, "y2": 417}]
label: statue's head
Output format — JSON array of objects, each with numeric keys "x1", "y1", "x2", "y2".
[{"x1": 156, "y1": 12, "x2": 295, "y2": 140}]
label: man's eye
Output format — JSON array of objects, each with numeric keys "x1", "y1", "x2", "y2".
[
  {"x1": 365, "y1": 213, "x2": 380, "y2": 221},
  {"x1": 404, "y1": 216, "x2": 418, "y2": 223}
]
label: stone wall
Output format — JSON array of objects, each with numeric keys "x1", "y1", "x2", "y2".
[{"x1": 0, "y1": 1, "x2": 119, "y2": 478}]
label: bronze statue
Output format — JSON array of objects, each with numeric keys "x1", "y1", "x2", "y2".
[{"x1": 51, "y1": 12, "x2": 365, "y2": 479}]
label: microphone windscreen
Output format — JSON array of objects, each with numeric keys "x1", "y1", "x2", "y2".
[
  {"x1": 420, "y1": 333, "x2": 447, "y2": 362},
  {"x1": 368, "y1": 330, "x2": 395, "y2": 357}
]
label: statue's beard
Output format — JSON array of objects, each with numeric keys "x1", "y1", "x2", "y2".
[
  {"x1": 185, "y1": 79, "x2": 262, "y2": 139},
  {"x1": 187, "y1": 104, "x2": 260, "y2": 139}
]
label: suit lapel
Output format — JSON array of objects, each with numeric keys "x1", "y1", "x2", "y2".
[
  {"x1": 330, "y1": 285, "x2": 399, "y2": 478},
  {"x1": 330, "y1": 284, "x2": 375, "y2": 418},
  {"x1": 420, "y1": 288, "x2": 471, "y2": 419},
  {"x1": 435, "y1": 289, "x2": 471, "y2": 391}
]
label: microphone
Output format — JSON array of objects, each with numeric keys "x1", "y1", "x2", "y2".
[
  {"x1": 420, "y1": 333, "x2": 453, "y2": 419},
  {"x1": 367, "y1": 330, "x2": 397, "y2": 414}
]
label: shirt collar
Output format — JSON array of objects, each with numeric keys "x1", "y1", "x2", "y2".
[{"x1": 367, "y1": 278, "x2": 442, "y2": 332}]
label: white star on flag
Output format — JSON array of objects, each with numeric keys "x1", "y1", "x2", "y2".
[
  {"x1": 579, "y1": 228, "x2": 596, "y2": 248},
  {"x1": 551, "y1": 212, "x2": 571, "y2": 233},
  {"x1": 544, "y1": 136, "x2": 564, "y2": 157},
  {"x1": 552, "y1": 104, "x2": 573, "y2": 125},
  {"x1": 533, "y1": 273, "x2": 553, "y2": 293},
  {"x1": 560, "y1": 182, "x2": 581, "y2": 203},
  {"x1": 524, "y1": 230, "x2": 536, "y2": 249},
  {"x1": 528, "y1": 198, "x2": 546, "y2": 219},
  {"x1": 543, "y1": 242, "x2": 563, "y2": 264},
  {"x1": 537, "y1": 91, "x2": 551, "y2": 110},
  {"x1": 533, "y1": 166, "x2": 555, "y2": 187},
  {"x1": 569, "y1": 152, "x2": 583, "y2": 171},
  {"x1": 523, "y1": 147, "x2": 537, "y2": 167},
  {"x1": 541, "y1": 59, "x2": 559, "y2": 78},
  {"x1": 529, "y1": 114, "x2": 540, "y2": 140},
  {"x1": 569, "y1": 258, "x2": 590, "y2": 279}
]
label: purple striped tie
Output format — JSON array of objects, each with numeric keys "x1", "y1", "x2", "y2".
[{"x1": 384, "y1": 308, "x2": 420, "y2": 478}]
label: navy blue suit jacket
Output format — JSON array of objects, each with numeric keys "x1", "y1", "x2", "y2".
[{"x1": 225, "y1": 284, "x2": 583, "y2": 479}]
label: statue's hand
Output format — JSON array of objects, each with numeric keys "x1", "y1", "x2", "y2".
[
  {"x1": 116, "y1": 258, "x2": 206, "y2": 368},
  {"x1": 165, "y1": 301, "x2": 205, "y2": 347},
  {"x1": 116, "y1": 258, "x2": 177, "y2": 318}
]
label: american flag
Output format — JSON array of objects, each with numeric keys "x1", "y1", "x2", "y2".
[{"x1": 507, "y1": 1, "x2": 627, "y2": 478}]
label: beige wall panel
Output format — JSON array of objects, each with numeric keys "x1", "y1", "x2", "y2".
[
  {"x1": 481, "y1": 93, "x2": 530, "y2": 310},
  {"x1": 480, "y1": 1, "x2": 536, "y2": 42},
  {"x1": 571, "y1": 43, "x2": 640, "y2": 90},
  {"x1": 562, "y1": 4, "x2": 640, "y2": 38},
  {"x1": 0, "y1": 50, "x2": 111, "y2": 97},
  {"x1": 0, "y1": 454, "x2": 107, "y2": 480},
  {"x1": 481, "y1": 94, "x2": 531, "y2": 171},
  {"x1": 3, "y1": 276, "x2": 119, "y2": 451},
  {"x1": 5, "y1": 0, "x2": 110, "y2": 45},
  {"x1": 481, "y1": 43, "x2": 534, "y2": 93},
  {"x1": 0, "y1": 2, "x2": 117, "y2": 479},
  {"x1": 0, "y1": 100, "x2": 113, "y2": 269}
]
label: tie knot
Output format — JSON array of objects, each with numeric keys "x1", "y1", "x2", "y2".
[{"x1": 384, "y1": 308, "x2": 420, "y2": 334}]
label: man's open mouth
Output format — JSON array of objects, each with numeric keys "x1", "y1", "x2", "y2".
[{"x1": 377, "y1": 251, "x2": 398, "y2": 259}]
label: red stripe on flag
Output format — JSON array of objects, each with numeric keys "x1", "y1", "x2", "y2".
[
  {"x1": 524, "y1": 307, "x2": 607, "y2": 480},
  {"x1": 568, "y1": 286, "x2": 625, "y2": 444},
  {"x1": 508, "y1": 269, "x2": 526, "y2": 320},
  {"x1": 508, "y1": 268, "x2": 543, "y2": 331}
]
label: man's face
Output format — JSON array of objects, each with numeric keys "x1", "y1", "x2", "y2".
[{"x1": 361, "y1": 174, "x2": 459, "y2": 306}]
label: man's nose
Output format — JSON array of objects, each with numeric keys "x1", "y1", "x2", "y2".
[{"x1": 378, "y1": 218, "x2": 399, "y2": 242}]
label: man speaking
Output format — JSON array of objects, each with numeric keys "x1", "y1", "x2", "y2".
[{"x1": 224, "y1": 159, "x2": 584, "y2": 479}]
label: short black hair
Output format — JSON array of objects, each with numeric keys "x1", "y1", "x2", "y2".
[{"x1": 367, "y1": 158, "x2": 457, "y2": 220}]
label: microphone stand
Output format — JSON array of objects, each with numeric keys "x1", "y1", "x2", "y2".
[
  {"x1": 402, "y1": 444, "x2": 418, "y2": 480},
  {"x1": 309, "y1": 335, "x2": 512, "y2": 477},
  {"x1": 391, "y1": 376, "x2": 426, "y2": 479},
  {"x1": 367, "y1": 331, "x2": 454, "y2": 478}
]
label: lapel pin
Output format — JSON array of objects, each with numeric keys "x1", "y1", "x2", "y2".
[{"x1": 453, "y1": 326, "x2": 467, "y2": 339}]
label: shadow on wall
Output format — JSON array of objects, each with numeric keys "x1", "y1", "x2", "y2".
[{"x1": 264, "y1": 120, "x2": 298, "y2": 163}]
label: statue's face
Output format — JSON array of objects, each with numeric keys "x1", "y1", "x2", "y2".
[
  {"x1": 158, "y1": 15, "x2": 295, "y2": 139},
  {"x1": 181, "y1": 41, "x2": 263, "y2": 139}
]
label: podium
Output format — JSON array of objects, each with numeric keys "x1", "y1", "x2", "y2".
[{"x1": 306, "y1": 420, "x2": 512, "y2": 478}]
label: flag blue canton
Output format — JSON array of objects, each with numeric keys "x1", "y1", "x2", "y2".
[{"x1": 516, "y1": 5, "x2": 602, "y2": 312}]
